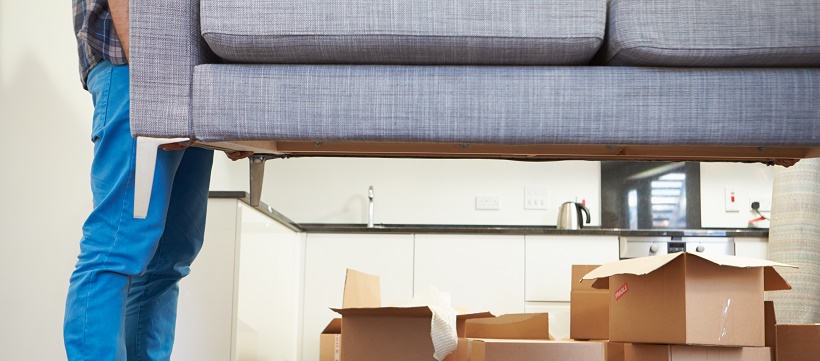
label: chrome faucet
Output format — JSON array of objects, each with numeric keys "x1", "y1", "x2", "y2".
[{"x1": 367, "y1": 186, "x2": 375, "y2": 228}]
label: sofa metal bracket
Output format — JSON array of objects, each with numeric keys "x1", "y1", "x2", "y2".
[{"x1": 248, "y1": 154, "x2": 282, "y2": 207}]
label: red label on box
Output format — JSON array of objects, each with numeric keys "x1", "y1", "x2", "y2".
[
  {"x1": 334, "y1": 334, "x2": 341, "y2": 361},
  {"x1": 615, "y1": 282, "x2": 629, "y2": 301}
]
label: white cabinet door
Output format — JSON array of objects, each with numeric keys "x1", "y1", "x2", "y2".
[
  {"x1": 414, "y1": 234, "x2": 526, "y2": 315},
  {"x1": 173, "y1": 199, "x2": 241, "y2": 361},
  {"x1": 734, "y1": 237, "x2": 768, "y2": 259},
  {"x1": 235, "y1": 204, "x2": 305, "y2": 361},
  {"x1": 525, "y1": 235, "x2": 619, "y2": 302},
  {"x1": 302, "y1": 233, "x2": 414, "y2": 361}
]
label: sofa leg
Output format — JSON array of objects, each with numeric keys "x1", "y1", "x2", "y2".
[
  {"x1": 249, "y1": 155, "x2": 269, "y2": 207},
  {"x1": 134, "y1": 136, "x2": 190, "y2": 219}
]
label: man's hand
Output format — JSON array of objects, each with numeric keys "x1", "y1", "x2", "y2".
[
  {"x1": 773, "y1": 159, "x2": 799, "y2": 167},
  {"x1": 225, "y1": 151, "x2": 254, "y2": 161},
  {"x1": 159, "y1": 140, "x2": 195, "y2": 151},
  {"x1": 160, "y1": 141, "x2": 254, "y2": 161}
]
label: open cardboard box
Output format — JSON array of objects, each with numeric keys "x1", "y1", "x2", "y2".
[
  {"x1": 330, "y1": 268, "x2": 469, "y2": 361},
  {"x1": 449, "y1": 312, "x2": 624, "y2": 361},
  {"x1": 582, "y1": 252, "x2": 795, "y2": 347},
  {"x1": 622, "y1": 343, "x2": 771, "y2": 361},
  {"x1": 319, "y1": 269, "x2": 382, "y2": 361},
  {"x1": 445, "y1": 313, "x2": 550, "y2": 361}
]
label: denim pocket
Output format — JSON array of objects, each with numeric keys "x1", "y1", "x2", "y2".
[{"x1": 89, "y1": 65, "x2": 113, "y2": 142}]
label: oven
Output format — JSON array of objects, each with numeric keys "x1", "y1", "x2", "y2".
[{"x1": 619, "y1": 236, "x2": 735, "y2": 259}]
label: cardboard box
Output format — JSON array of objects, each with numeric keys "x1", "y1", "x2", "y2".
[
  {"x1": 582, "y1": 252, "x2": 794, "y2": 346},
  {"x1": 333, "y1": 306, "x2": 443, "y2": 361},
  {"x1": 571, "y1": 265, "x2": 609, "y2": 340},
  {"x1": 455, "y1": 312, "x2": 496, "y2": 337},
  {"x1": 319, "y1": 269, "x2": 382, "y2": 361},
  {"x1": 464, "y1": 313, "x2": 550, "y2": 340},
  {"x1": 319, "y1": 318, "x2": 342, "y2": 361},
  {"x1": 332, "y1": 268, "x2": 470, "y2": 361},
  {"x1": 445, "y1": 313, "x2": 550, "y2": 361},
  {"x1": 775, "y1": 324, "x2": 820, "y2": 361},
  {"x1": 469, "y1": 339, "x2": 606, "y2": 361},
  {"x1": 606, "y1": 341, "x2": 625, "y2": 361},
  {"x1": 623, "y1": 344, "x2": 770, "y2": 361},
  {"x1": 763, "y1": 301, "x2": 776, "y2": 361}
]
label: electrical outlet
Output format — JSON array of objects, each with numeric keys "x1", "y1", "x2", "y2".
[
  {"x1": 475, "y1": 195, "x2": 500, "y2": 210},
  {"x1": 524, "y1": 186, "x2": 549, "y2": 210},
  {"x1": 749, "y1": 195, "x2": 772, "y2": 212}
]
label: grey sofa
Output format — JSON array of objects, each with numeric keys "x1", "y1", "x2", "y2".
[{"x1": 129, "y1": 0, "x2": 820, "y2": 214}]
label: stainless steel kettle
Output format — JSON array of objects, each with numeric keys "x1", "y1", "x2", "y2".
[{"x1": 557, "y1": 202, "x2": 591, "y2": 229}]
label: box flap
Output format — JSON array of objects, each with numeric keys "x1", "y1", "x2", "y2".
[
  {"x1": 343, "y1": 268, "x2": 381, "y2": 308},
  {"x1": 331, "y1": 306, "x2": 433, "y2": 318},
  {"x1": 456, "y1": 312, "x2": 495, "y2": 337},
  {"x1": 582, "y1": 253, "x2": 795, "y2": 291},
  {"x1": 688, "y1": 253, "x2": 794, "y2": 291},
  {"x1": 464, "y1": 313, "x2": 550, "y2": 340},
  {"x1": 763, "y1": 267, "x2": 792, "y2": 291},
  {"x1": 582, "y1": 253, "x2": 684, "y2": 289},
  {"x1": 572, "y1": 265, "x2": 603, "y2": 291},
  {"x1": 322, "y1": 318, "x2": 342, "y2": 334}
]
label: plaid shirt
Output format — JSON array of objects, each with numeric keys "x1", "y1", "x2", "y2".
[{"x1": 73, "y1": 0, "x2": 128, "y2": 89}]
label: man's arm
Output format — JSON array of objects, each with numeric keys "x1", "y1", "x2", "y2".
[{"x1": 109, "y1": 0, "x2": 130, "y2": 60}]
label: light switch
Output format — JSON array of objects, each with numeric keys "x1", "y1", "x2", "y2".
[{"x1": 725, "y1": 188, "x2": 739, "y2": 212}]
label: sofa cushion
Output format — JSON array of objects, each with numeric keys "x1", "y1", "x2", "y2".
[
  {"x1": 192, "y1": 64, "x2": 820, "y2": 147},
  {"x1": 603, "y1": 0, "x2": 820, "y2": 66},
  {"x1": 201, "y1": 0, "x2": 606, "y2": 65}
]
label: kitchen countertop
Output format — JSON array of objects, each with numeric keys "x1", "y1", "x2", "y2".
[{"x1": 210, "y1": 191, "x2": 769, "y2": 237}]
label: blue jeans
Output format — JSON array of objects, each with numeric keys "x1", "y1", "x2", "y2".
[{"x1": 64, "y1": 61, "x2": 214, "y2": 361}]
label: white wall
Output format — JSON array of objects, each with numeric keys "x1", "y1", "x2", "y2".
[
  {"x1": 1, "y1": 2, "x2": 96, "y2": 359},
  {"x1": 700, "y1": 162, "x2": 775, "y2": 228},
  {"x1": 256, "y1": 158, "x2": 601, "y2": 226}
]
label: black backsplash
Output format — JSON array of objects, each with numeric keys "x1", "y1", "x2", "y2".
[{"x1": 601, "y1": 161, "x2": 701, "y2": 229}]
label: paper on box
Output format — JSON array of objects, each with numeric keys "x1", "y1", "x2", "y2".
[{"x1": 582, "y1": 252, "x2": 795, "y2": 347}]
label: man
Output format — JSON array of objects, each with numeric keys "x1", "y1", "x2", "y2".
[{"x1": 66, "y1": 1, "x2": 251, "y2": 360}]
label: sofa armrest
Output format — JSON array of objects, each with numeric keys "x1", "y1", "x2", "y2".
[{"x1": 130, "y1": 0, "x2": 215, "y2": 138}]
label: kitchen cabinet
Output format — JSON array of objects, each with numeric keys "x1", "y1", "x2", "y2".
[
  {"x1": 235, "y1": 206, "x2": 305, "y2": 361},
  {"x1": 414, "y1": 234, "x2": 526, "y2": 315},
  {"x1": 684, "y1": 236, "x2": 735, "y2": 256},
  {"x1": 525, "y1": 235, "x2": 619, "y2": 302},
  {"x1": 734, "y1": 237, "x2": 769, "y2": 259},
  {"x1": 301, "y1": 233, "x2": 414, "y2": 361},
  {"x1": 172, "y1": 199, "x2": 306, "y2": 361},
  {"x1": 172, "y1": 199, "x2": 242, "y2": 361}
]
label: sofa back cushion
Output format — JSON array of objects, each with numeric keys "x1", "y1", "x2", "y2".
[
  {"x1": 603, "y1": 0, "x2": 820, "y2": 67},
  {"x1": 201, "y1": 0, "x2": 606, "y2": 65}
]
